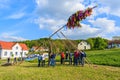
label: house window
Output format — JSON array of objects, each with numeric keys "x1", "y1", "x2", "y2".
[
  {"x1": 15, "y1": 52, "x2": 18, "y2": 56},
  {"x1": 4, "y1": 51, "x2": 7, "y2": 56},
  {"x1": 84, "y1": 46, "x2": 86, "y2": 50},
  {"x1": 16, "y1": 46, "x2": 18, "y2": 50},
  {"x1": 10, "y1": 52, "x2": 13, "y2": 57},
  {"x1": 24, "y1": 52, "x2": 26, "y2": 56},
  {"x1": 20, "y1": 52, "x2": 22, "y2": 56}
]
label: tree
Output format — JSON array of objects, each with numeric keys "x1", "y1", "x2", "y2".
[{"x1": 94, "y1": 37, "x2": 108, "y2": 50}]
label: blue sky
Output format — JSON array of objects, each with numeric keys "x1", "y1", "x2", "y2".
[{"x1": 0, "y1": 0, "x2": 120, "y2": 41}]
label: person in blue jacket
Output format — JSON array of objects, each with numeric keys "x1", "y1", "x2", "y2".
[
  {"x1": 50, "y1": 53, "x2": 56, "y2": 66},
  {"x1": 38, "y1": 54, "x2": 42, "y2": 67},
  {"x1": 80, "y1": 50, "x2": 86, "y2": 67}
]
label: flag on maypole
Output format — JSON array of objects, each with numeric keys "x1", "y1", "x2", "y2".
[{"x1": 66, "y1": 5, "x2": 97, "y2": 29}]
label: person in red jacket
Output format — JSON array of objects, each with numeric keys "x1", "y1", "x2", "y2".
[
  {"x1": 74, "y1": 50, "x2": 79, "y2": 66},
  {"x1": 60, "y1": 52, "x2": 65, "y2": 64}
]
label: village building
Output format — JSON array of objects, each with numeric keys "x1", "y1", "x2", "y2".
[
  {"x1": 0, "y1": 41, "x2": 28, "y2": 59},
  {"x1": 78, "y1": 41, "x2": 91, "y2": 50},
  {"x1": 31, "y1": 46, "x2": 49, "y2": 52},
  {"x1": 108, "y1": 40, "x2": 120, "y2": 48}
]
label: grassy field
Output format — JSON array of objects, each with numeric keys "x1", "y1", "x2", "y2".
[
  {"x1": 0, "y1": 62, "x2": 120, "y2": 80},
  {"x1": 86, "y1": 49, "x2": 120, "y2": 67},
  {"x1": 0, "y1": 49, "x2": 120, "y2": 80}
]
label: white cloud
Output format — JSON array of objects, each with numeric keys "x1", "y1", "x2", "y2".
[
  {"x1": 98, "y1": 0, "x2": 120, "y2": 17},
  {"x1": 89, "y1": 18, "x2": 120, "y2": 39},
  {"x1": 0, "y1": 32, "x2": 27, "y2": 41},
  {"x1": 97, "y1": 7, "x2": 110, "y2": 15},
  {"x1": 34, "y1": 17, "x2": 66, "y2": 31},
  {"x1": 35, "y1": 0, "x2": 85, "y2": 19},
  {"x1": 60, "y1": 18, "x2": 120, "y2": 40},
  {"x1": 61, "y1": 23, "x2": 99, "y2": 39},
  {"x1": 6, "y1": 12, "x2": 25, "y2": 19},
  {"x1": 89, "y1": 18, "x2": 116, "y2": 33},
  {"x1": 35, "y1": 0, "x2": 48, "y2": 7}
]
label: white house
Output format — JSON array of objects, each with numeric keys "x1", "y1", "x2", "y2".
[
  {"x1": 0, "y1": 41, "x2": 29, "y2": 59},
  {"x1": 78, "y1": 41, "x2": 91, "y2": 50}
]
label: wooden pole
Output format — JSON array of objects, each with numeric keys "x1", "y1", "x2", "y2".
[
  {"x1": 47, "y1": 23, "x2": 73, "y2": 66},
  {"x1": 49, "y1": 25, "x2": 66, "y2": 38},
  {"x1": 48, "y1": 25, "x2": 66, "y2": 66}
]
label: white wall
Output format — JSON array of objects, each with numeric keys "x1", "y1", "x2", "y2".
[
  {"x1": 78, "y1": 41, "x2": 91, "y2": 50},
  {"x1": 0, "y1": 43, "x2": 28, "y2": 59}
]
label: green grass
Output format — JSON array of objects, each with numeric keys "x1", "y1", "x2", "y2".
[
  {"x1": 0, "y1": 62, "x2": 120, "y2": 80},
  {"x1": 0, "y1": 49, "x2": 120, "y2": 80},
  {"x1": 86, "y1": 49, "x2": 120, "y2": 67}
]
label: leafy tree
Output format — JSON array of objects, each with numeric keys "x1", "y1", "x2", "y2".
[{"x1": 93, "y1": 37, "x2": 108, "y2": 50}]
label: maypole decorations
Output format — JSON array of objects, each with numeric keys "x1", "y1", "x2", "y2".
[
  {"x1": 66, "y1": 6, "x2": 97, "y2": 29},
  {"x1": 49, "y1": 5, "x2": 97, "y2": 38}
]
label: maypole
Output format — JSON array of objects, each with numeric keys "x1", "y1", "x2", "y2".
[{"x1": 48, "y1": 5, "x2": 97, "y2": 66}]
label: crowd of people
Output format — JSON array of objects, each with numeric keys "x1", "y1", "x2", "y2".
[
  {"x1": 60, "y1": 50, "x2": 86, "y2": 66},
  {"x1": 37, "y1": 50, "x2": 86, "y2": 67}
]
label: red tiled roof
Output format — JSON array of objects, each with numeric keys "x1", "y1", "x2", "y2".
[
  {"x1": 0, "y1": 41, "x2": 15, "y2": 50},
  {"x1": 0, "y1": 41, "x2": 28, "y2": 50},
  {"x1": 19, "y1": 43, "x2": 28, "y2": 50},
  {"x1": 108, "y1": 40, "x2": 120, "y2": 45}
]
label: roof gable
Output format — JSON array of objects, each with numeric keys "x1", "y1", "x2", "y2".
[
  {"x1": 19, "y1": 43, "x2": 28, "y2": 50},
  {"x1": 0, "y1": 41, "x2": 28, "y2": 50},
  {"x1": 0, "y1": 41, "x2": 15, "y2": 50}
]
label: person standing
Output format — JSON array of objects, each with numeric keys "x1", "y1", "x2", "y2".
[
  {"x1": 13, "y1": 57, "x2": 17, "y2": 64},
  {"x1": 74, "y1": 50, "x2": 79, "y2": 66},
  {"x1": 65, "y1": 51, "x2": 68, "y2": 60},
  {"x1": 78, "y1": 51, "x2": 81, "y2": 65},
  {"x1": 60, "y1": 52, "x2": 65, "y2": 64},
  {"x1": 50, "y1": 53, "x2": 56, "y2": 66},
  {"x1": 38, "y1": 54, "x2": 42, "y2": 67},
  {"x1": 7, "y1": 57, "x2": 10, "y2": 63},
  {"x1": 80, "y1": 50, "x2": 86, "y2": 67},
  {"x1": 69, "y1": 52, "x2": 73, "y2": 65},
  {"x1": 41, "y1": 53, "x2": 45, "y2": 67}
]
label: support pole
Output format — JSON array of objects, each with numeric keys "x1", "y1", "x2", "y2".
[
  {"x1": 48, "y1": 25, "x2": 66, "y2": 66},
  {"x1": 49, "y1": 25, "x2": 66, "y2": 38}
]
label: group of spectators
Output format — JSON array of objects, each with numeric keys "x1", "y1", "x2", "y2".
[
  {"x1": 38, "y1": 50, "x2": 86, "y2": 67},
  {"x1": 60, "y1": 50, "x2": 86, "y2": 66}
]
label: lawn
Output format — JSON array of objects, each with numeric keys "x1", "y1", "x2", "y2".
[
  {"x1": 0, "y1": 49, "x2": 120, "y2": 80},
  {"x1": 86, "y1": 49, "x2": 120, "y2": 67},
  {"x1": 0, "y1": 62, "x2": 120, "y2": 80}
]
